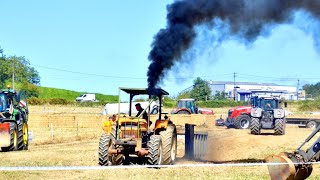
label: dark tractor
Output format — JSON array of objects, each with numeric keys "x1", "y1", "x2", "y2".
[
  {"x1": 171, "y1": 99, "x2": 214, "y2": 115},
  {"x1": 250, "y1": 96, "x2": 285, "y2": 135},
  {"x1": 0, "y1": 86, "x2": 29, "y2": 151}
]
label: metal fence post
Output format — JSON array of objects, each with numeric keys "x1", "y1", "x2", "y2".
[{"x1": 185, "y1": 123, "x2": 195, "y2": 159}]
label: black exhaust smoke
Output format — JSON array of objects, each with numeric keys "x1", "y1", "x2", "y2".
[{"x1": 147, "y1": 0, "x2": 320, "y2": 91}]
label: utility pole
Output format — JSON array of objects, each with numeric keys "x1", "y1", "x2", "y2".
[
  {"x1": 296, "y1": 79, "x2": 299, "y2": 100},
  {"x1": 233, "y1": 72, "x2": 236, "y2": 101},
  {"x1": 12, "y1": 59, "x2": 15, "y2": 91}
]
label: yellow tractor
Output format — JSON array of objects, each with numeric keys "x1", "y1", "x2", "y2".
[{"x1": 98, "y1": 87, "x2": 177, "y2": 165}]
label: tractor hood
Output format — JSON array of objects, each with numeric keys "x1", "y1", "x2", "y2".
[
  {"x1": 198, "y1": 108, "x2": 214, "y2": 115},
  {"x1": 229, "y1": 106, "x2": 251, "y2": 112}
]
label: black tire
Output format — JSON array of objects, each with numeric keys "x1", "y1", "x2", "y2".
[
  {"x1": 250, "y1": 118, "x2": 261, "y2": 135},
  {"x1": 234, "y1": 115, "x2": 251, "y2": 129},
  {"x1": 22, "y1": 122, "x2": 29, "y2": 150},
  {"x1": 159, "y1": 124, "x2": 177, "y2": 165},
  {"x1": 146, "y1": 135, "x2": 162, "y2": 165},
  {"x1": 307, "y1": 121, "x2": 317, "y2": 129},
  {"x1": 151, "y1": 108, "x2": 159, "y2": 114},
  {"x1": 1, "y1": 122, "x2": 18, "y2": 152},
  {"x1": 17, "y1": 120, "x2": 28, "y2": 150},
  {"x1": 274, "y1": 119, "x2": 285, "y2": 135},
  {"x1": 177, "y1": 110, "x2": 190, "y2": 114},
  {"x1": 98, "y1": 134, "x2": 112, "y2": 166}
]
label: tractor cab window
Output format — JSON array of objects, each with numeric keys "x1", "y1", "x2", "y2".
[
  {"x1": 261, "y1": 99, "x2": 278, "y2": 109},
  {"x1": 0, "y1": 94, "x2": 7, "y2": 112},
  {"x1": 187, "y1": 101, "x2": 195, "y2": 113},
  {"x1": 177, "y1": 101, "x2": 187, "y2": 108}
]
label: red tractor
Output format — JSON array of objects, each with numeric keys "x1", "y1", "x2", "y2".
[
  {"x1": 216, "y1": 96, "x2": 286, "y2": 130},
  {"x1": 222, "y1": 106, "x2": 252, "y2": 129},
  {"x1": 171, "y1": 98, "x2": 214, "y2": 115}
]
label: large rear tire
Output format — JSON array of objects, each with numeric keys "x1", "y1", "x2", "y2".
[
  {"x1": 176, "y1": 110, "x2": 190, "y2": 114},
  {"x1": 1, "y1": 122, "x2": 18, "y2": 152},
  {"x1": 159, "y1": 124, "x2": 177, "y2": 165},
  {"x1": 234, "y1": 115, "x2": 250, "y2": 129},
  {"x1": 146, "y1": 135, "x2": 162, "y2": 165},
  {"x1": 250, "y1": 118, "x2": 261, "y2": 135},
  {"x1": 274, "y1": 119, "x2": 285, "y2": 135}
]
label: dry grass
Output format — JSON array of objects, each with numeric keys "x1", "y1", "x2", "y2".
[{"x1": 1, "y1": 105, "x2": 320, "y2": 179}]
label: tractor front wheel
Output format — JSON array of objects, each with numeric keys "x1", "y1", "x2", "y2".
[
  {"x1": 98, "y1": 134, "x2": 113, "y2": 166},
  {"x1": 250, "y1": 118, "x2": 261, "y2": 135},
  {"x1": 160, "y1": 124, "x2": 177, "y2": 165},
  {"x1": 146, "y1": 135, "x2": 162, "y2": 165},
  {"x1": 274, "y1": 119, "x2": 285, "y2": 135},
  {"x1": 18, "y1": 121, "x2": 29, "y2": 150}
]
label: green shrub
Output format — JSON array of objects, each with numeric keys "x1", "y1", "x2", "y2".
[
  {"x1": 298, "y1": 100, "x2": 320, "y2": 111},
  {"x1": 27, "y1": 97, "x2": 46, "y2": 105},
  {"x1": 48, "y1": 98, "x2": 69, "y2": 105},
  {"x1": 198, "y1": 100, "x2": 247, "y2": 108}
]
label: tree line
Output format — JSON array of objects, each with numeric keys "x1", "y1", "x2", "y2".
[
  {"x1": 303, "y1": 83, "x2": 320, "y2": 99},
  {"x1": 0, "y1": 47, "x2": 40, "y2": 97}
]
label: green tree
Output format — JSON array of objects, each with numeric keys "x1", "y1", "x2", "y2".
[
  {"x1": 303, "y1": 83, "x2": 320, "y2": 99},
  {"x1": 177, "y1": 90, "x2": 191, "y2": 99},
  {"x1": 0, "y1": 48, "x2": 41, "y2": 97},
  {"x1": 190, "y1": 77, "x2": 211, "y2": 101},
  {"x1": 7, "y1": 56, "x2": 40, "y2": 85},
  {"x1": 213, "y1": 91, "x2": 228, "y2": 100}
]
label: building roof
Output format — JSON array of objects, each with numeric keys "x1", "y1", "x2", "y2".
[{"x1": 208, "y1": 81, "x2": 279, "y2": 86}]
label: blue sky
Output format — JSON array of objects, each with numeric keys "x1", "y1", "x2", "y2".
[{"x1": 1, "y1": 1, "x2": 320, "y2": 97}]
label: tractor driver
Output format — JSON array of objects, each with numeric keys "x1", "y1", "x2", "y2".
[
  {"x1": 265, "y1": 102, "x2": 272, "y2": 110},
  {"x1": 135, "y1": 103, "x2": 152, "y2": 125}
]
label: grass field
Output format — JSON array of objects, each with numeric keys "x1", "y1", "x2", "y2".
[
  {"x1": 1, "y1": 105, "x2": 320, "y2": 180},
  {"x1": 38, "y1": 86, "x2": 118, "y2": 102}
]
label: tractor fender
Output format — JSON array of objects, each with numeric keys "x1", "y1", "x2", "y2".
[
  {"x1": 154, "y1": 120, "x2": 171, "y2": 134},
  {"x1": 251, "y1": 108, "x2": 262, "y2": 118},
  {"x1": 273, "y1": 109, "x2": 285, "y2": 118}
]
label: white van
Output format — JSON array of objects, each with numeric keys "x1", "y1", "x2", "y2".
[{"x1": 76, "y1": 94, "x2": 96, "y2": 102}]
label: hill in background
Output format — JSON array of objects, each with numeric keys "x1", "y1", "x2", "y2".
[{"x1": 38, "y1": 86, "x2": 118, "y2": 103}]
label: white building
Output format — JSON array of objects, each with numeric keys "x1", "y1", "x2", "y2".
[
  {"x1": 210, "y1": 81, "x2": 306, "y2": 101},
  {"x1": 183, "y1": 81, "x2": 305, "y2": 101}
]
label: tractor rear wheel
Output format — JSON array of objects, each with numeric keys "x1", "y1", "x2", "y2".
[
  {"x1": 18, "y1": 121, "x2": 29, "y2": 150},
  {"x1": 98, "y1": 134, "x2": 112, "y2": 166},
  {"x1": 146, "y1": 135, "x2": 162, "y2": 165},
  {"x1": 1, "y1": 122, "x2": 18, "y2": 152},
  {"x1": 177, "y1": 110, "x2": 190, "y2": 114},
  {"x1": 250, "y1": 118, "x2": 261, "y2": 135},
  {"x1": 159, "y1": 124, "x2": 177, "y2": 165},
  {"x1": 234, "y1": 115, "x2": 250, "y2": 129},
  {"x1": 274, "y1": 119, "x2": 285, "y2": 135}
]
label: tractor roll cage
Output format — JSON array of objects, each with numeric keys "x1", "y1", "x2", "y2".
[{"x1": 118, "y1": 87, "x2": 169, "y2": 122}]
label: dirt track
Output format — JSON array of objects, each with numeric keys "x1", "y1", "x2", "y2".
[{"x1": 1, "y1": 106, "x2": 320, "y2": 179}]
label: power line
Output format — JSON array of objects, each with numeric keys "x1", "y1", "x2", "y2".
[
  {"x1": 31, "y1": 63, "x2": 234, "y2": 80},
  {"x1": 31, "y1": 64, "x2": 146, "y2": 80}
]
